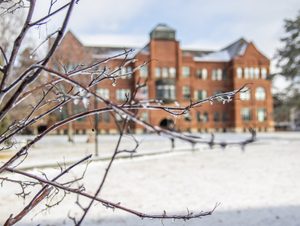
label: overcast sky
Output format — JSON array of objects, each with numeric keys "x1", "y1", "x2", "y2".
[{"x1": 34, "y1": 0, "x2": 299, "y2": 89}]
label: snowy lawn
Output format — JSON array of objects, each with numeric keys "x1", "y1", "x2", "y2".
[{"x1": 0, "y1": 132, "x2": 300, "y2": 226}]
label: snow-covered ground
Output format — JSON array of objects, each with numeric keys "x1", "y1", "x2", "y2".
[{"x1": 0, "y1": 132, "x2": 300, "y2": 226}]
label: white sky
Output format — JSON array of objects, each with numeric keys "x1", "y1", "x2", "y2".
[{"x1": 33, "y1": 0, "x2": 299, "y2": 90}]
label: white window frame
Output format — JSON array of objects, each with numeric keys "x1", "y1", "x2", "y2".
[
  {"x1": 237, "y1": 67, "x2": 242, "y2": 79},
  {"x1": 255, "y1": 87, "x2": 266, "y2": 100},
  {"x1": 249, "y1": 67, "x2": 254, "y2": 79},
  {"x1": 182, "y1": 86, "x2": 191, "y2": 99},
  {"x1": 155, "y1": 67, "x2": 161, "y2": 78},
  {"x1": 261, "y1": 68, "x2": 267, "y2": 79},
  {"x1": 194, "y1": 90, "x2": 207, "y2": 100},
  {"x1": 162, "y1": 67, "x2": 168, "y2": 78},
  {"x1": 212, "y1": 69, "x2": 217, "y2": 80},
  {"x1": 240, "y1": 87, "x2": 251, "y2": 100},
  {"x1": 242, "y1": 108, "x2": 251, "y2": 121},
  {"x1": 202, "y1": 68, "x2": 208, "y2": 80},
  {"x1": 254, "y1": 67, "x2": 260, "y2": 79},
  {"x1": 169, "y1": 67, "x2": 176, "y2": 78},
  {"x1": 116, "y1": 89, "x2": 131, "y2": 101},
  {"x1": 244, "y1": 67, "x2": 249, "y2": 79},
  {"x1": 217, "y1": 69, "x2": 222, "y2": 80},
  {"x1": 140, "y1": 66, "x2": 148, "y2": 77},
  {"x1": 257, "y1": 108, "x2": 267, "y2": 122},
  {"x1": 96, "y1": 88, "x2": 110, "y2": 100},
  {"x1": 182, "y1": 66, "x2": 190, "y2": 78}
]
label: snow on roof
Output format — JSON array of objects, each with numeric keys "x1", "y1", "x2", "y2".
[
  {"x1": 86, "y1": 46, "x2": 140, "y2": 59},
  {"x1": 193, "y1": 49, "x2": 231, "y2": 62},
  {"x1": 222, "y1": 37, "x2": 249, "y2": 59},
  {"x1": 152, "y1": 24, "x2": 175, "y2": 31}
]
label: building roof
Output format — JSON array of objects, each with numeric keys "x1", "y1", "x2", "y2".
[
  {"x1": 151, "y1": 24, "x2": 175, "y2": 32},
  {"x1": 150, "y1": 24, "x2": 176, "y2": 40},
  {"x1": 85, "y1": 46, "x2": 138, "y2": 59},
  {"x1": 61, "y1": 29, "x2": 253, "y2": 62},
  {"x1": 221, "y1": 37, "x2": 249, "y2": 59},
  {"x1": 182, "y1": 38, "x2": 249, "y2": 62}
]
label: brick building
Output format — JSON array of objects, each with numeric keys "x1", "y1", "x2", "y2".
[{"x1": 51, "y1": 24, "x2": 274, "y2": 135}]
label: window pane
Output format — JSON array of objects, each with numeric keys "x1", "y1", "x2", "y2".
[
  {"x1": 140, "y1": 66, "x2": 148, "y2": 77},
  {"x1": 96, "y1": 88, "x2": 110, "y2": 100},
  {"x1": 162, "y1": 67, "x2": 168, "y2": 78},
  {"x1": 249, "y1": 67, "x2": 254, "y2": 79},
  {"x1": 257, "y1": 108, "x2": 267, "y2": 122},
  {"x1": 214, "y1": 112, "x2": 219, "y2": 122},
  {"x1": 244, "y1": 67, "x2": 249, "y2": 79},
  {"x1": 222, "y1": 112, "x2": 227, "y2": 122},
  {"x1": 202, "y1": 68, "x2": 208, "y2": 80},
  {"x1": 212, "y1": 69, "x2": 216, "y2": 80},
  {"x1": 197, "y1": 69, "x2": 202, "y2": 79},
  {"x1": 255, "y1": 87, "x2": 266, "y2": 100},
  {"x1": 127, "y1": 67, "x2": 132, "y2": 79},
  {"x1": 155, "y1": 67, "x2": 161, "y2": 78},
  {"x1": 242, "y1": 108, "x2": 251, "y2": 121},
  {"x1": 182, "y1": 66, "x2": 190, "y2": 77},
  {"x1": 237, "y1": 67, "x2": 242, "y2": 79},
  {"x1": 182, "y1": 86, "x2": 191, "y2": 99},
  {"x1": 194, "y1": 90, "x2": 207, "y2": 100},
  {"x1": 203, "y1": 112, "x2": 208, "y2": 122},
  {"x1": 169, "y1": 67, "x2": 176, "y2": 78},
  {"x1": 116, "y1": 89, "x2": 131, "y2": 101},
  {"x1": 121, "y1": 67, "x2": 126, "y2": 79},
  {"x1": 114, "y1": 66, "x2": 120, "y2": 76},
  {"x1": 261, "y1": 68, "x2": 267, "y2": 79},
  {"x1": 170, "y1": 85, "x2": 176, "y2": 99},
  {"x1": 116, "y1": 113, "x2": 122, "y2": 122},
  {"x1": 217, "y1": 69, "x2": 222, "y2": 80},
  {"x1": 196, "y1": 112, "x2": 201, "y2": 122},
  {"x1": 240, "y1": 87, "x2": 251, "y2": 100},
  {"x1": 163, "y1": 85, "x2": 170, "y2": 99},
  {"x1": 104, "y1": 112, "x2": 110, "y2": 123},
  {"x1": 141, "y1": 112, "x2": 149, "y2": 122},
  {"x1": 254, "y1": 67, "x2": 260, "y2": 79}
]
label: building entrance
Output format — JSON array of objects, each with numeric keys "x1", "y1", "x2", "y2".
[{"x1": 159, "y1": 118, "x2": 174, "y2": 130}]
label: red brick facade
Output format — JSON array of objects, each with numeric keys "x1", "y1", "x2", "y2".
[{"x1": 51, "y1": 24, "x2": 274, "y2": 135}]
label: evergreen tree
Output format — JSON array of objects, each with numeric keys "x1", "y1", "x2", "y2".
[
  {"x1": 276, "y1": 11, "x2": 300, "y2": 81},
  {"x1": 275, "y1": 11, "x2": 300, "y2": 129}
]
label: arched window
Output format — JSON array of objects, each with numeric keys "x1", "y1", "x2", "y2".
[
  {"x1": 114, "y1": 66, "x2": 120, "y2": 76},
  {"x1": 155, "y1": 67, "x2": 161, "y2": 78},
  {"x1": 196, "y1": 69, "x2": 202, "y2": 79},
  {"x1": 254, "y1": 68, "x2": 260, "y2": 79},
  {"x1": 127, "y1": 66, "x2": 132, "y2": 79},
  {"x1": 240, "y1": 87, "x2": 251, "y2": 100},
  {"x1": 121, "y1": 67, "x2": 126, "y2": 79},
  {"x1": 244, "y1": 67, "x2": 249, "y2": 79},
  {"x1": 217, "y1": 69, "x2": 222, "y2": 80},
  {"x1": 212, "y1": 69, "x2": 217, "y2": 80},
  {"x1": 237, "y1": 67, "x2": 242, "y2": 79},
  {"x1": 249, "y1": 67, "x2": 254, "y2": 79},
  {"x1": 255, "y1": 87, "x2": 266, "y2": 100},
  {"x1": 202, "y1": 68, "x2": 208, "y2": 80},
  {"x1": 169, "y1": 67, "x2": 176, "y2": 78},
  {"x1": 162, "y1": 67, "x2": 168, "y2": 78},
  {"x1": 261, "y1": 68, "x2": 267, "y2": 79}
]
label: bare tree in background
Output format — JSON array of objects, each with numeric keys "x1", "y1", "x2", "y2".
[{"x1": 0, "y1": 1, "x2": 255, "y2": 225}]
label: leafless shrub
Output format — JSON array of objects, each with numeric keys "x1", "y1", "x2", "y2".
[{"x1": 0, "y1": 1, "x2": 256, "y2": 225}]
